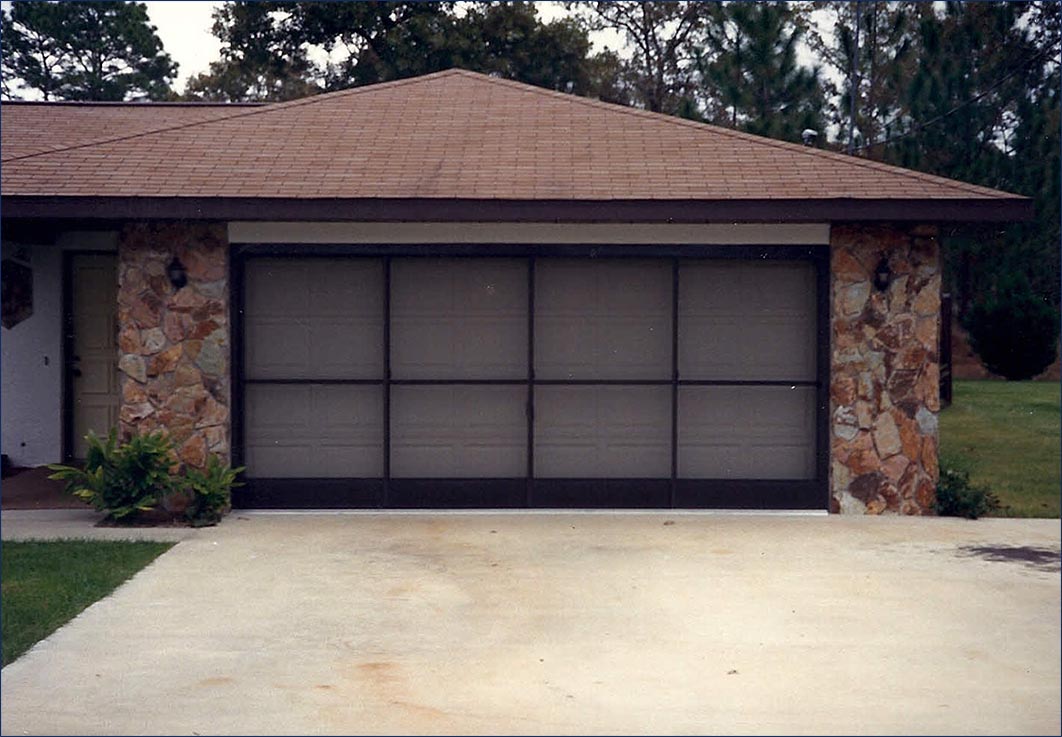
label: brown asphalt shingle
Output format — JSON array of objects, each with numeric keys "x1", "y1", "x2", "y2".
[
  {"x1": 0, "y1": 69, "x2": 1024, "y2": 202},
  {"x1": 0, "y1": 100, "x2": 262, "y2": 161}
]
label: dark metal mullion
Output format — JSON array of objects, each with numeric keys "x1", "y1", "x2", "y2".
[
  {"x1": 534, "y1": 379, "x2": 672, "y2": 386},
  {"x1": 815, "y1": 249, "x2": 831, "y2": 502},
  {"x1": 230, "y1": 253, "x2": 246, "y2": 472},
  {"x1": 244, "y1": 377, "x2": 817, "y2": 387},
  {"x1": 394, "y1": 379, "x2": 527, "y2": 386},
  {"x1": 677, "y1": 379, "x2": 820, "y2": 387},
  {"x1": 382, "y1": 256, "x2": 391, "y2": 508},
  {"x1": 244, "y1": 378, "x2": 384, "y2": 385},
  {"x1": 530, "y1": 379, "x2": 818, "y2": 386},
  {"x1": 526, "y1": 256, "x2": 535, "y2": 507},
  {"x1": 670, "y1": 257, "x2": 679, "y2": 507}
]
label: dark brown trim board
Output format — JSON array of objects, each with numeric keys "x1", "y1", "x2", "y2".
[{"x1": 2, "y1": 195, "x2": 1033, "y2": 223}]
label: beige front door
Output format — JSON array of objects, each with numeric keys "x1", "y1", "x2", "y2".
[{"x1": 69, "y1": 253, "x2": 119, "y2": 459}]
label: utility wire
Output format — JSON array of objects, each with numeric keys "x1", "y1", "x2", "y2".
[
  {"x1": 847, "y1": 0, "x2": 862, "y2": 155},
  {"x1": 850, "y1": 44, "x2": 1056, "y2": 153}
]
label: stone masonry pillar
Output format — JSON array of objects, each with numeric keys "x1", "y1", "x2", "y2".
[
  {"x1": 116, "y1": 222, "x2": 230, "y2": 470},
  {"x1": 830, "y1": 224, "x2": 941, "y2": 514}
]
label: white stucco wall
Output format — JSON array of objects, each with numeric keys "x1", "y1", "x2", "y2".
[
  {"x1": 1, "y1": 240, "x2": 63, "y2": 466},
  {"x1": 1, "y1": 232, "x2": 116, "y2": 467}
]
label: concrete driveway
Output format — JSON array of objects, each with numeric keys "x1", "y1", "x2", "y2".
[{"x1": 1, "y1": 512, "x2": 1059, "y2": 735}]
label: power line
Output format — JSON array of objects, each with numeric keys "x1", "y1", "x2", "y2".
[
  {"x1": 851, "y1": 44, "x2": 1056, "y2": 153},
  {"x1": 847, "y1": 0, "x2": 862, "y2": 155}
]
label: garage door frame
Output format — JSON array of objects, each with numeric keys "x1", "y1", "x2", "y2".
[{"x1": 231, "y1": 243, "x2": 830, "y2": 509}]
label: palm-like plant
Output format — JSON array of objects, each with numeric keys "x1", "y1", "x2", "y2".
[{"x1": 48, "y1": 429, "x2": 176, "y2": 520}]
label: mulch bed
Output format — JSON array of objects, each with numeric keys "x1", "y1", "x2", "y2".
[
  {"x1": 1, "y1": 467, "x2": 87, "y2": 510},
  {"x1": 2, "y1": 467, "x2": 201, "y2": 527}
]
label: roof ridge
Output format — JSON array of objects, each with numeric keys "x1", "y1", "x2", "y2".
[
  {"x1": 464, "y1": 70, "x2": 1018, "y2": 200},
  {"x1": 0, "y1": 67, "x2": 1022, "y2": 201},
  {"x1": 0, "y1": 69, "x2": 464, "y2": 164}
]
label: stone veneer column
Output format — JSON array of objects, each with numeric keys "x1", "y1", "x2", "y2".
[
  {"x1": 116, "y1": 222, "x2": 229, "y2": 470},
  {"x1": 830, "y1": 224, "x2": 940, "y2": 514}
]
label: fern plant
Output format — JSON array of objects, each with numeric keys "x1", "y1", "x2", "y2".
[
  {"x1": 183, "y1": 454, "x2": 244, "y2": 527},
  {"x1": 48, "y1": 429, "x2": 176, "y2": 521}
]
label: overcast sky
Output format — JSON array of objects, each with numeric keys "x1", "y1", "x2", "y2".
[
  {"x1": 143, "y1": 1, "x2": 222, "y2": 90},
  {"x1": 142, "y1": 2, "x2": 626, "y2": 93},
  {"x1": 3, "y1": 2, "x2": 816, "y2": 96}
]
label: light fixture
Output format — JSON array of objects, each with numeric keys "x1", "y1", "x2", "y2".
[
  {"x1": 166, "y1": 256, "x2": 188, "y2": 290},
  {"x1": 873, "y1": 255, "x2": 892, "y2": 292}
]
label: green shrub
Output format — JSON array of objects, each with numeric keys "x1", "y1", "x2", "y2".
[
  {"x1": 964, "y1": 273, "x2": 1059, "y2": 380},
  {"x1": 935, "y1": 465, "x2": 1001, "y2": 519},
  {"x1": 183, "y1": 454, "x2": 244, "y2": 527},
  {"x1": 48, "y1": 429, "x2": 176, "y2": 520}
]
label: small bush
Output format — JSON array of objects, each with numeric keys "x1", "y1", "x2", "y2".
[
  {"x1": 935, "y1": 465, "x2": 1001, "y2": 519},
  {"x1": 183, "y1": 454, "x2": 244, "y2": 527},
  {"x1": 48, "y1": 429, "x2": 176, "y2": 520},
  {"x1": 964, "y1": 274, "x2": 1059, "y2": 380}
]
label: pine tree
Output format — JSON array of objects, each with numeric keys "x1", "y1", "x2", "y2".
[
  {"x1": 803, "y1": 1, "x2": 918, "y2": 153},
  {"x1": 697, "y1": 2, "x2": 824, "y2": 143},
  {"x1": 884, "y1": 2, "x2": 1060, "y2": 323},
  {"x1": 1, "y1": 1, "x2": 177, "y2": 101}
]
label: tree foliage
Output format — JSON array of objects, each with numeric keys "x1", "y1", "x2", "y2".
[
  {"x1": 803, "y1": 1, "x2": 1059, "y2": 365},
  {"x1": 697, "y1": 2, "x2": 823, "y2": 142},
  {"x1": 887, "y1": 3, "x2": 1059, "y2": 326},
  {"x1": 964, "y1": 273, "x2": 1059, "y2": 381},
  {"x1": 566, "y1": 1, "x2": 709, "y2": 114},
  {"x1": 1, "y1": 1, "x2": 176, "y2": 101},
  {"x1": 183, "y1": 3, "x2": 319, "y2": 102},
  {"x1": 803, "y1": 1, "x2": 918, "y2": 151},
  {"x1": 183, "y1": 2, "x2": 623, "y2": 103}
]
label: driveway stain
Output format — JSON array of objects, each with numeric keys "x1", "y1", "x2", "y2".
[
  {"x1": 356, "y1": 661, "x2": 400, "y2": 681},
  {"x1": 957, "y1": 545, "x2": 1061, "y2": 572},
  {"x1": 197, "y1": 676, "x2": 234, "y2": 687},
  {"x1": 341, "y1": 660, "x2": 460, "y2": 731}
]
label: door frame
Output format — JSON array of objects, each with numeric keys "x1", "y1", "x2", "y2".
[
  {"x1": 61, "y1": 250, "x2": 118, "y2": 462},
  {"x1": 230, "y1": 243, "x2": 831, "y2": 509}
]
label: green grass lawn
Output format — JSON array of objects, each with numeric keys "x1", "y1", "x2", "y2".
[
  {"x1": 940, "y1": 380, "x2": 1061, "y2": 517},
  {"x1": 1, "y1": 540, "x2": 173, "y2": 666}
]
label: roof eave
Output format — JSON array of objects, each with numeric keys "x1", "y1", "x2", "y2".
[{"x1": 0, "y1": 195, "x2": 1034, "y2": 224}]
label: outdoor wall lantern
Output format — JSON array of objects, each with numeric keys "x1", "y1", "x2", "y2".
[
  {"x1": 167, "y1": 256, "x2": 188, "y2": 290},
  {"x1": 873, "y1": 255, "x2": 892, "y2": 292}
]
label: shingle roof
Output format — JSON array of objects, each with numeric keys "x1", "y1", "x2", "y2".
[
  {"x1": 0, "y1": 100, "x2": 262, "y2": 160},
  {"x1": 0, "y1": 69, "x2": 1029, "y2": 221}
]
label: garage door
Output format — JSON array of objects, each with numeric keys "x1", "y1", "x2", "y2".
[{"x1": 236, "y1": 250, "x2": 824, "y2": 509}]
